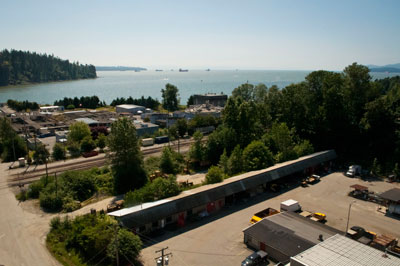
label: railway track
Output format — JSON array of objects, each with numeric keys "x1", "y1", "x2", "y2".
[{"x1": 7, "y1": 140, "x2": 194, "y2": 187}]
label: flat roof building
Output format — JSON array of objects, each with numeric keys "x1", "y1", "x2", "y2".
[
  {"x1": 109, "y1": 150, "x2": 336, "y2": 234},
  {"x1": 116, "y1": 104, "x2": 146, "y2": 114},
  {"x1": 75, "y1": 117, "x2": 99, "y2": 126},
  {"x1": 243, "y1": 212, "x2": 341, "y2": 263},
  {"x1": 192, "y1": 93, "x2": 227, "y2": 107},
  {"x1": 380, "y1": 188, "x2": 400, "y2": 216},
  {"x1": 291, "y1": 234, "x2": 400, "y2": 266}
]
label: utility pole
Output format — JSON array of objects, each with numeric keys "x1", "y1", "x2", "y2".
[
  {"x1": 55, "y1": 172, "x2": 58, "y2": 197},
  {"x1": 345, "y1": 200, "x2": 356, "y2": 234},
  {"x1": 114, "y1": 225, "x2": 119, "y2": 266},
  {"x1": 155, "y1": 247, "x2": 172, "y2": 266}
]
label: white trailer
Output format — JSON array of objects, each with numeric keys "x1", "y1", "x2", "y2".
[
  {"x1": 142, "y1": 138, "x2": 154, "y2": 147},
  {"x1": 280, "y1": 199, "x2": 301, "y2": 212}
]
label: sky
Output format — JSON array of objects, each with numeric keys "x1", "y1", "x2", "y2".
[{"x1": 1, "y1": 0, "x2": 400, "y2": 70}]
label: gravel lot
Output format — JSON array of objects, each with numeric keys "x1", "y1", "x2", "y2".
[{"x1": 140, "y1": 172, "x2": 400, "y2": 266}]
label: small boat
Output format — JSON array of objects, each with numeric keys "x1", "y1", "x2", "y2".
[
  {"x1": 179, "y1": 68, "x2": 188, "y2": 72},
  {"x1": 205, "y1": 69, "x2": 210, "y2": 71},
  {"x1": 155, "y1": 69, "x2": 163, "y2": 72}
]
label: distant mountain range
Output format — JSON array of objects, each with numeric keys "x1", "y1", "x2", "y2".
[
  {"x1": 96, "y1": 66, "x2": 147, "y2": 71},
  {"x1": 367, "y1": 63, "x2": 400, "y2": 73}
]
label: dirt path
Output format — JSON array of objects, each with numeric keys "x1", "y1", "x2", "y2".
[{"x1": 0, "y1": 163, "x2": 59, "y2": 266}]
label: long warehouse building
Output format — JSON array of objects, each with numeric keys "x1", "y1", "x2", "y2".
[{"x1": 109, "y1": 150, "x2": 336, "y2": 233}]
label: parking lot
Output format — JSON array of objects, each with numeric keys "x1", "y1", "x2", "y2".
[{"x1": 140, "y1": 172, "x2": 400, "y2": 266}]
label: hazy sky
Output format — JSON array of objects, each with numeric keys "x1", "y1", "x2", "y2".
[{"x1": 1, "y1": 0, "x2": 399, "y2": 70}]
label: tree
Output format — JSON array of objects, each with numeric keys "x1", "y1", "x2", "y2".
[
  {"x1": 371, "y1": 158, "x2": 381, "y2": 176},
  {"x1": 176, "y1": 119, "x2": 188, "y2": 138},
  {"x1": 218, "y1": 149, "x2": 229, "y2": 174},
  {"x1": 107, "y1": 118, "x2": 147, "y2": 193},
  {"x1": 242, "y1": 141, "x2": 274, "y2": 171},
  {"x1": 107, "y1": 228, "x2": 142, "y2": 264},
  {"x1": 189, "y1": 131, "x2": 204, "y2": 164},
  {"x1": 393, "y1": 163, "x2": 399, "y2": 180},
  {"x1": 96, "y1": 133, "x2": 107, "y2": 152},
  {"x1": 187, "y1": 95, "x2": 194, "y2": 106},
  {"x1": 205, "y1": 166, "x2": 225, "y2": 184},
  {"x1": 161, "y1": 83, "x2": 179, "y2": 111},
  {"x1": 0, "y1": 117, "x2": 27, "y2": 162},
  {"x1": 232, "y1": 83, "x2": 254, "y2": 101},
  {"x1": 160, "y1": 147, "x2": 176, "y2": 174},
  {"x1": 263, "y1": 122, "x2": 298, "y2": 163},
  {"x1": 33, "y1": 144, "x2": 49, "y2": 164},
  {"x1": 227, "y1": 145, "x2": 243, "y2": 176},
  {"x1": 52, "y1": 143, "x2": 66, "y2": 161},
  {"x1": 293, "y1": 140, "x2": 314, "y2": 157},
  {"x1": 80, "y1": 135, "x2": 95, "y2": 153},
  {"x1": 68, "y1": 121, "x2": 91, "y2": 143},
  {"x1": 67, "y1": 142, "x2": 81, "y2": 158}
]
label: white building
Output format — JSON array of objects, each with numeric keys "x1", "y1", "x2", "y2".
[
  {"x1": 291, "y1": 234, "x2": 400, "y2": 266},
  {"x1": 116, "y1": 104, "x2": 146, "y2": 114}
]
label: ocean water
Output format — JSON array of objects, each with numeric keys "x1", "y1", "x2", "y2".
[{"x1": 0, "y1": 70, "x2": 397, "y2": 105}]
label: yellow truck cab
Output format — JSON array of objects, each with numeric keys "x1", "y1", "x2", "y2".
[{"x1": 250, "y1": 208, "x2": 279, "y2": 224}]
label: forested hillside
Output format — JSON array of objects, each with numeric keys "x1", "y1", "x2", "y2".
[
  {"x1": 0, "y1": 49, "x2": 96, "y2": 86},
  {"x1": 203, "y1": 63, "x2": 400, "y2": 174}
]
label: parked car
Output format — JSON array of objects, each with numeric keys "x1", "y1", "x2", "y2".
[{"x1": 241, "y1": 251, "x2": 268, "y2": 266}]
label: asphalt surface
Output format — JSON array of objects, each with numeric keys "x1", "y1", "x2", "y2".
[{"x1": 140, "y1": 172, "x2": 400, "y2": 266}]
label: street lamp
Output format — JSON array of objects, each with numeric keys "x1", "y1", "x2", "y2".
[{"x1": 345, "y1": 200, "x2": 356, "y2": 234}]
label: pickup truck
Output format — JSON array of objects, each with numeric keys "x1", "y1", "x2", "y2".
[
  {"x1": 250, "y1": 207, "x2": 279, "y2": 224},
  {"x1": 107, "y1": 200, "x2": 124, "y2": 213},
  {"x1": 241, "y1": 251, "x2": 268, "y2": 266}
]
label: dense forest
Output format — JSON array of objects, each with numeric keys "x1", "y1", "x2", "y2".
[
  {"x1": 110, "y1": 96, "x2": 160, "y2": 109},
  {"x1": 7, "y1": 99, "x2": 39, "y2": 111},
  {"x1": 201, "y1": 63, "x2": 400, "y2": 174},
  {"x1": 54, "y1": 96, "x2": 105, "y2": 109},
  {"x1": 0, "y1": 49, "x2": 96, "y2": 86}
]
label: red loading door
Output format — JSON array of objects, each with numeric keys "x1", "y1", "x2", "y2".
[
  {"x1": 207, "y1": 202, "x2": 215, "y2": 213},
  {"x1": 260, "y1": 242, "x2": 266, "y2": 251},
  {"x1": 178, "y1": 212, "x2": 185, "y2": 227}
]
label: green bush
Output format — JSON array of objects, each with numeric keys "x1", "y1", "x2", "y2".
[
  {"x1": 242, "y1": 141, "x2": 274, "y2": 171},
  {"x1": 27, "y1": 180, "x2": 44, "y2": 198},
  {"x1": 160, "y1": 147, "x2": 177, "y2": 174},
  {"x1": 47, "y1": 214, "x2": 142, "y2": 266},
  {"x1": 52, "y1": 143, "x2": 66, "y2": 161},
  {"x1": 66, "y1": 104, "x2": 75, "y2": 110},
  {"x1": 62, "y1": 196, "x2": 81, "y2": 212},
  {"x1": 125, "y1": 176, "x2": 180, "y2": 206},
  {"x1": 67, "y1": 142, "x2": 81, "y2": 158},
  {"x1": 39, "y1": 191, "x2": 63, "y2": 211},
  {"x1": 205, "y1": 166, "x2": 225, "y2": 184},
  {"x1": 80, "y1": 136, "x2": 96, "y2": 153}
]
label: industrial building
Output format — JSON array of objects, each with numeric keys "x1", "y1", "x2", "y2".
[
  {"x1": 192, "y1": 93, "x2": 227, "y2": 107},
  {"x1": 291, "y1": 234, "x2": 400, "y2": 266},
  {"x1": 380, "y1": 188, "x2": 400, "y2": 216},
  {"x1": 39, "y1": 105, "x2": 64, "y2": 113},
  {"x1": 109, "y1": 150, "x2": 336, "y2": 235},
  {"x1": 243, "y1": 212, "x2": 341, "y2": 263},
  {"x1": 133, "y1": 121, "x2": 159, "y2": 136},
  {"x1": 116, "y1": 104, "x2": 146, "y2": 114}
]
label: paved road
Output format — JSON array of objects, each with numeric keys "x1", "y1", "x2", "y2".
[
  {"x1": 0, "y1": 163, "x2": 59, "y2": 266},
  {"x1": 140, "y1": 172, "x2": 400, "y2": 266}
]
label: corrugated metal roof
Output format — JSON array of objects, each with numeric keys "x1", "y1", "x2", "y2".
[
  {"x1": 116, "y1": 104, "x2": 145, "y2": 109},
  {"x1": 243, "y1": 212, "x2": 341, "y2": 259},
  {"x1": 291, "y1": 234, "x2": 400, "y2": 266},
  {"x1": 112, "y1": 150, "x2": 336, "y2": 227},
  {"x1": 75, "y1": 117, "x2": 99, "y2": 125},
  {"x1": 380, "y1": 188, "x2": 400, "y2": 202}
]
